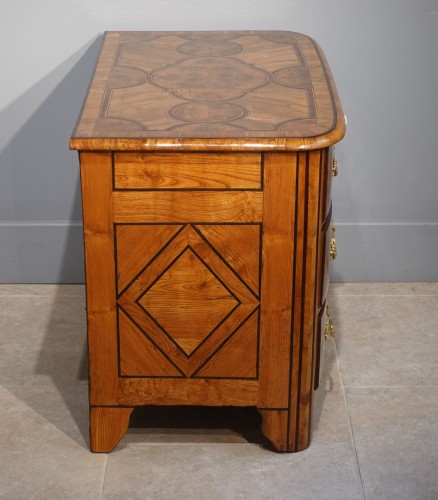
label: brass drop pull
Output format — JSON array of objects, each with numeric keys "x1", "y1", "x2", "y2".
[
  {"x1": 332, "y1": 154, "x2": 338, "y2": 176},
  {"x1": 329, "y1": 223, "x2": 337, "y2": 260},
  {"x1": 324, "y1": 306, "x2": 335, "y2": 339}
]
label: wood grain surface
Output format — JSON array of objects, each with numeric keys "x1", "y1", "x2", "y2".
[
  {"x1": 80, "y1": 152, "x2": 119, "y2": 406},
  {"x1": 75, "y1": 30, "x2": 344, "y2": 453},
  {"x1": 114, "y1": 152, "x2": 262, "y2": 189},
  {"x1": 90, "y1": 407, "x2": 133, "y2": 452},
  {"x1": 70, "y1": 31, "x2": 345, "y2": 151}
]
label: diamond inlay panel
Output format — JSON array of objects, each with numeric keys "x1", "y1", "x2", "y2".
[
  {"x1": 138, "y1": 248, "x2": 239, "y2": 355},
  {"x1": 116, "y1": 223, "x2": 260, "y2": 377}
]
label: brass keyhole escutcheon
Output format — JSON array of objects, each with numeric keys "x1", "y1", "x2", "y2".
[
  {"x1": 329, "y1": 223, "x2": 337, "y2": 260},
  {"x1": 332, "y1": 155, "x2": 338, "y2": 176},
  {"x1": 324, "y1": 306, "x2": 335, "y2": 339}
]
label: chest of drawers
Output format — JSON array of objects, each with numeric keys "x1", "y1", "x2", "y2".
[{"x1": 70, "y1": 30, "x2": 345, "y2": 452}]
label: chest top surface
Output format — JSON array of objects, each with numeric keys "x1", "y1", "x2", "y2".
[{"x1": 70, "y1": 31, "x2": 345, "y2": 152}]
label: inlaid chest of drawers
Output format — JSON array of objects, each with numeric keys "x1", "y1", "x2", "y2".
[{"x1": 70, "y1": 30, "x2": 345, "y2": 453}]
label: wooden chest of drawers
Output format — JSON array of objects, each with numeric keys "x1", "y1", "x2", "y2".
[{"x1": 70, "y1": 30, "x2": 345, "y2": 452}]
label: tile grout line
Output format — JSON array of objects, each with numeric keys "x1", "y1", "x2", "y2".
[
  {"x1": 333, "y1": 337, "x2": 366, "y2": 500},
  {"x1": 122, "y1": 443, "x2": 245, "y2": 448},
  {"x1": 0, "y1": 294, "x2": 85, "y2": 298},
  {"x1": 100, "y1": 454, "x2": 108, "y2": 500},
  {"x1": 344, "y1": 384, "x2": 438, "y2": 389},
  {"x1": 1, "y1": 383, "x2": 88, "y2": 390},
  {"x1": 328, "y1": 294, "x2": 438, "y2": 298},
  {"x1": 0, "y1": 285, "x2": 85, "y2": 298},
  {"x1": 0, "y1": 293, "x2": 85, "y2": 299}
]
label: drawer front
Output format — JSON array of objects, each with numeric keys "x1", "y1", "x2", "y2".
[
  {"x1": 322, "y1": 147, "x2": 333, "y2": 222},
  {"x1": 317, "y1": 146, "x2": 336, "y2": 309},
  {"x1": 114, "y1": 152, "x2": 262, "y2": 190},
  {"x1": 313, "y1": 301, "x2": 327, "y2": 390},
  {"x1": 318, "y1": 204, "x2": 332, "y2": 308}
]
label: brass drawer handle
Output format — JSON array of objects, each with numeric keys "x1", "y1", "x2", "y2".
[
  {"x1": 329, "y1": 223, "x2": 337, "y2": 260},
  {"x1": 324, "y1": 306, "x2": 336, "y2": 339},
  {"x1": 332, "y1": 154, "x2": 338, "y2": 176}
]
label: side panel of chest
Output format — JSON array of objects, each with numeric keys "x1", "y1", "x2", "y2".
[{"x1": 80, "y1": 148, "x2": 331, "y2": 451}]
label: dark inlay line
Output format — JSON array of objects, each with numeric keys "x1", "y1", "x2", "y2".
[
  {"x1": 116, "y1": 223, "x2": 187, "y2": 299},
  {"x1": 192, "y1": 224, "x2": 261, "y2": 300},
  {"x1": 192, "y1": 306, "x2": 260, "y2": 377},
  {"x1": 118, "y1": 304, "x2": 187, "y2": 378},
  {"x1": 294, "y1": 151, "x2": 310, "y2": 450},
  {"x1": 286, "y1": 152, "x2": 300, "y2": 449}
]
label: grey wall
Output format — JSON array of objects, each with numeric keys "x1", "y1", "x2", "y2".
[{"x1": 1, "y1": 0, "x2": 437, "y2": 283}]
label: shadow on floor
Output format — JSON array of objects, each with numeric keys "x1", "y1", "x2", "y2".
[
  {"x1": 126, "y1": 405, "x2": 270, "y2": 447},
  {"x1": 1, "y1": 37, "x2": 101, "y2": 445}
]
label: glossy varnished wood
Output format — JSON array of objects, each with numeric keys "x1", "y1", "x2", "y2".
[
  {"x1": 80, "y1": 152, "x2": 119, "y2": 406},
  {"x1": 73, "y1": 31, "x2": 344, "y2": 453},
  {"x1": 258, "y1": 153, "x2": 296, "y2": 410},
  {"x1": 114, "y1": 152, "x2": 262, "y2": 190},
  {"x1": 90, "y1": 407, "x2": 133, "y2": 452},
  {"x1": 288, "y1": 150, "x2": 324, "y2": 451},
  {"x1": 70, "y1": 31, "x2": 345, "y2": 152},
  {"x1": 112, "y1": 191, "x2": 263, "y2": 223}
]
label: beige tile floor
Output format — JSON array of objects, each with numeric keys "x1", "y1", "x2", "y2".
[{"x1": 0, "y1": 283, "x2": 437, "y2": 499}]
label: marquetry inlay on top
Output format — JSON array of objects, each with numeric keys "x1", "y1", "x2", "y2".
[{"x1": 70, "y1": 31, "x2": 345, "y2": 151}]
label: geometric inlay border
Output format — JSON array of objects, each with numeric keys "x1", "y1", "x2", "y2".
[
  {"x1": 136, "y1": 246, "x2": 241, "y2": 356},
  {"x1": 115, "y1": 223, "x2": 261, "y2": 379}
]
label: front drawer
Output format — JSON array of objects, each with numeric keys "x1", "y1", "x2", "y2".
[
  {"x1": 314, "y1": 301, "x2": 327, "y2": 390},
  {"x1": 318, "y1": 205, "x2": 332, "y2": 308},
  {"x1": 114, "y1": 152, "x2": 262, "y2": 190},
  {"x1": 321, "y1": 147, "x2": 333, "y2": 222}
]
